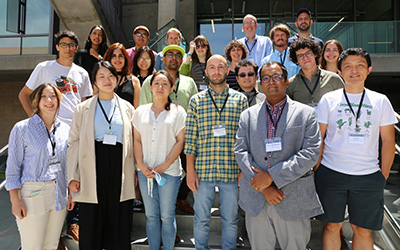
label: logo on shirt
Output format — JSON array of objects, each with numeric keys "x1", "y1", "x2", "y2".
[{"x1": 55, "y1": 76, "x2": 78, "y2": 94}]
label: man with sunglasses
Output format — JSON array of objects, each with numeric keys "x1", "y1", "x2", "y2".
[
  {"x1": 234, "y1": 61, "x2": 323, "y2": 250},
  {"x1": 235, "y1": 59, "x2": 266, "y2": 106},
  {"x1": 19, "y1": 30, "x2": 92, "y2": 125},
  {"x1": 288, "y1": 37, "x2": 343, "y2": 107},
  {"x1": 126, "y1": 25, "x2": 157, "y2": 71}
]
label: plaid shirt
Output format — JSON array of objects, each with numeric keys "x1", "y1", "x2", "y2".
[
  {"x1": 185, "y1": 86, "x2": 248, "y2": 183},
  {"x1": 266, "y1": 97, "x2": 287, "y2": 169}
]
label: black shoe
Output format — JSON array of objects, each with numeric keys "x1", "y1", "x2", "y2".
[
  {"x1": 236, "y1": 236, "x2": 245, "y2": 247},
  {"x1": 133, "y1": 199, "x2": 144, "y2": 212}
]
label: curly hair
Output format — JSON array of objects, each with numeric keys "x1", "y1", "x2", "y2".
[
  {"x1": 320, "y1": 39, "x2": 344, "y2": 70},
  {"x1": 289, "y1": 37, "x2": 321, "y2": 65},
  {"x1": 224, "y1": 40, "x2": 248, "y2": 62},
  {"x1": 269, "y1": 24, "x2": 291, "y2": 40}
]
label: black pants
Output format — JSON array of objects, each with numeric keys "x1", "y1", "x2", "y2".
[
  {"x1": 177, "y1": 151, "x2": 191, "y2": 200},
  {"x1": 79, "y1": 142, "x2": 133, "y2": 250}
]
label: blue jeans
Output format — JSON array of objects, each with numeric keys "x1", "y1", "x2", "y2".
[
  {"x1": 194, "y1": 180, "x2": 238, "y2": 250},
  {"x1": 138, "y1": 171, "x2": 181, "y2": 250}
]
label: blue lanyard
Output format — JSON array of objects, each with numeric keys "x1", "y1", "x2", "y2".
[{"x1": 301, "y1": 70, "x2": 321, "y2": 96}]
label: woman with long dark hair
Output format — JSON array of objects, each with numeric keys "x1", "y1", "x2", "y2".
[
  {"x1": 320, "y1": 39, "x2": 344, "y2": 73},
  {"x1": 132, "y1": 46, "x2": 156, "y2": 86}
]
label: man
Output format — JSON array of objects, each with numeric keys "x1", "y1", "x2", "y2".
[
  {"x1": 238, "y1": 14, "x2": 273, "y2": 67},
  {"x1": 234, "y1": 61, "x2": 323, "y2": 250},
  {"x1": 315, "y1": 48, "x2": 397, "y2": 249},
  {"x1": 236, "y1": 59, "x2": 266, "y2": 106},
  {"x1": 185, "y1": 55, "x2": 248, "y2": 249},
  {"x1": 260, "y1": 24, "x2": 300, "y2": 79},
  {"x1": 155, "y1": 28, "x2": 182, "y2": 71},
  {"x1": 288, "y1": 8, "x2": 323, "y2": 49},
  {"x1": 139, "y1": 45, "x2": 198, "y2": 214},
  {"x1": 288, "y1": 37, "x2": 343, "y2": 107},
  {"x1": 18, "y1": 30, "x2": 93, "y2": 247},
  {"x1": 126, "y1": 25, "x2": 157, "y2": 71}
]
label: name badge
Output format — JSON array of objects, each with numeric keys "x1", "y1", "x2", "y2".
[
  {"x1": 349, "y1": 133, "x2": 365, "y2": 144},
  {"x1": 265, "y1": 137, "x2": 282, "y2": 152},
  {"x1": 199, "y1": 83, "x2": 208, "y2": 91},
  {"x1": 49, "y1": 158, "x2": 61, "y2": 173},
  {"x1": 212, "y1": 124, "x2": 226, "y2": 137},
  {"x1": 103, "y1": 134, "x2": 117, "y2": 145}
]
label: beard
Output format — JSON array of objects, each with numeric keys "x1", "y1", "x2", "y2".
[
  {"x1": 209, "y1": 72, "x2": 227, "y2": 85},
  {"x1": 298, "y1": 22, "x2": 310, "y2": 32}
]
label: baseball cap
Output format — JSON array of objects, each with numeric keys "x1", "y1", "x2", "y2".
[
  {"x1": 297, "y1": 8, "x2": 312, "y2": 18},
  {"x1": 133, "y1": 25, "x2": 150, "y2": 36},
  {"x1": 162, "y1": 45, "x2": 185, "y2": 57}
]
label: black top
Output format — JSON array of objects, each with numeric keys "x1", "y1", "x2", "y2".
[
  {"x1": 137, "y1": 75, "x2": 150, "y2": 87},
  {"x1": 115, "y1": 76, "x2": 135, "y2": 104},
  {"x1": 226, "y1": 70, "x2": 240, "y2": 91},
  {"x1": 74, "y1": 49, "x2": 101, "y2": 78}
]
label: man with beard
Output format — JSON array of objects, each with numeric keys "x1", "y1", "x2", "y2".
[
  {"x1": 288, "y1": 8, "x2": 324, "y2": 49},
  {"x1": 238, "y1": 14, "x2": 273, "y2": 67},
  {"x1": 185, "y1": 55, "x2": 248, "y2": 249},
  {"x1": 260, "y1": 24, "x2": 300, "y2": 79}
]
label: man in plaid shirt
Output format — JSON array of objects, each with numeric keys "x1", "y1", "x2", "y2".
[{"x1": 185, "y1": 55, "x2": 248, "y2": 250}]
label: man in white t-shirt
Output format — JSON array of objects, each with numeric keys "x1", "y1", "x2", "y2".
[
  {"x1": 315, "y1": 48, "x2": 397, "y2": 249},
  {"x1": 19, "y1": 30, "x2": 92, "y2": 126}
]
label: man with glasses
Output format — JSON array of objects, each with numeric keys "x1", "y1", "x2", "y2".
[
  {"x1": 238, "y1": 14, "x2": 273, "y2": 67},
  {"x1": 288, "y1": 8, "x2": 324, "y2": 49},
  {"x1": 234, "y1": 61, "x2": 323, "y2": 250},
  {"x1": 287, "y1": 37, "x2": 343, "y2": 107},
  {"x1": 236, "y1": 59, "x2": 266, "y2": 106},
  {"x1": 19, "y1": 30, "x2": 92, "y2": 125},
  {"x1": 127, "y1": 25, "x2": 157, "y2": 71}
]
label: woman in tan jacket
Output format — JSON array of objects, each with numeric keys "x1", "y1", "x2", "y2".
[{"x1": 67, "y1": 61, "x2": 135, "y2": 250}]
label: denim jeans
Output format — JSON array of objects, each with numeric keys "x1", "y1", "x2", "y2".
[
  {"x1": 193, "y1": 180, "x2": 238, "y2": 250},
  {"x1": 138, "y1": 171, "x2": 181, "y2": 250}
]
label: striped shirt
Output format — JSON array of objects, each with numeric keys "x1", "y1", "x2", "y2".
[
  {"x1": 185, "y1": 85, "x2": 248, "y2": 183},
  {"x1": 266, "y1": 97, "x2": 287, "y2": 169}
]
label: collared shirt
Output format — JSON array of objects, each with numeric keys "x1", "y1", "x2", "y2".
[
  {"x1": 288, "y1": 34, "x2": 324, "y2": 49},
  {"x1": 6, "y1": 115, "x2": 69, "y2": 211},
  {"x1": 139, "y1": 73, "x2": 198, "y2": 111},
  {"x1": 238, "y1": 35, "x2": 273, "y2": 67},
  {"x1": 260, "y1": 47, "x2": 300, "y2": 79},
  {"x1": 185, "y1": 86, "x2": 248, "y2": 183},
  {"x1": 265, "y1": 97, "x2": 287, "y2": 169},
  {"x1": 287, "y1": 67, "x2": 344, "y2": 106}
]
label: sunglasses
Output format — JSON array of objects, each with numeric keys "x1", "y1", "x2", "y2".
[
  {"x1": 196, "y1": 44, "x2": 207, "y2": 49},
  {"x1": 261, "y1": 73, "x2": 284, "y2": 83},
  {"x1": 238, "y1": 72, "x2": 256, "y2": 78},
  {"x1": 135, "y1": 33, "x2": 149, "y2": 38}
]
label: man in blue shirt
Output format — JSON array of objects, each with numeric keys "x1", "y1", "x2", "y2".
[
  {"x1": 260, "y1": 24, "x2": 300, "y2": 79},
  {"x1": 288, "y1": 8, "x2": 323, "y2": 49},
  {"x1": 238, "y1": 14, "x2": 273, "y2": 67}
]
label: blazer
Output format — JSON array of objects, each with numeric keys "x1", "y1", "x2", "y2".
[
  {"x1": 67, "y1": 95, "x2": 136, "y2": 203},
  {"x1": 234, "y1": 96, "x2": 323, "y2": 220}
]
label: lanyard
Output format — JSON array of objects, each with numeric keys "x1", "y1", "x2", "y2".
[
  {"x1": 173, "y1": 78, "x2": 180, "y2": 100},
  {"x1": 266, "y1": 102, "x2": 286, "y2": 134},
  {"x1": 98, "y1": 99, "x2": 117, "y2": 132},
  {"x1": 208, "y1": 89, "x2": 229, "y2": 116},
  {"x1": 279, "y1": 49, "x2": 287, "y2": 65},
  {"x1": 199, "y1": 62, "x2": 206, "y2": 81},
  {"x1": 245, "y1": 39, "x2": 257, "y2": 54},
  {"x1": 343, "y1": 89, "x2": 365, "y2": 122},
  {"x1": 46, "y1": 126, "x2": 57, "y2": 157},
  {"x1": 301, "y1": 70, "x2": 321, "y2": 96}
]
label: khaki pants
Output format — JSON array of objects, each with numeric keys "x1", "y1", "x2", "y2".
[{"x1": 16, "y1": 181, "x2": 66, "y2": 250}]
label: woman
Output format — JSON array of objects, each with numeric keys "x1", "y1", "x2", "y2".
[
  {"x1": 74, "y1": 25, "x2": 108, "y2": 76},
  {"x1": 104, "y1": 42, "x2": 141, "y2": 108},
  {"x1": 224, "y1": 40, "x2": 248, "y2": 90},
  {"x1": 132, "y1": 46, "x2": 156, "y2": 86},
  {"x1": 320, "y1": 39, "x2": 344, "y2": 73},
  {"x1": 179, "y1": 35, "x2": 212, "y2": 91},
  {"x1": 155, "y1": 28, "x2": 183, "y2": 70},
  {"x1": 133, "y1": 70, "x2": 186, "y2": 250},
  {"x1": 6, "y1": 83, "x2": 71, "y2": 250},
  {"x1": 68, "y1": 61, "x2": 136, "y2": 250}
]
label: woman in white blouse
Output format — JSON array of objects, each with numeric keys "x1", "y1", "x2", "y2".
[{"x1": 133, "y1": 70, "x2": 186, "y2": 250}]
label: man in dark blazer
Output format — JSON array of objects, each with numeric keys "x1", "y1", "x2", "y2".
[{"x1": 234, "y1": 61, "x2": 323, "y2": 250}]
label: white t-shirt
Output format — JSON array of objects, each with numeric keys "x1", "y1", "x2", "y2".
[
  {"x1": 132, "y1": 103, "x2": 186, "y2": 176},
  {"x1": 317, "y1": 88, "x2": 397, "y2": 175},
  {"x1": 26, "y1": 60, "x2": 92, "y2": 125}
]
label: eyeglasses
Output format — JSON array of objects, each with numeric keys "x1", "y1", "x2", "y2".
[
  {"x1": 243, "y1": 21, "x2": 256, "y2": 26},
  {"x1": 238, "y1": 72, "x2": 256, "y2": 78},
  {"x1": 261, "y1": 73, "x2": 284, "y2": 83},
  {"x1": 58, "y1": 42, "x2": 77, "y2": 49},
  {"x1": 165, "y1": 52, "x2": 182, "y2": 59},
  {"x1": 296, "y1": 50, "x2": 314, "y2": 61},
  {"x1": 196, "y1": 44, "x2": 207, "y2": 49},
  {"x1": 138, "y1": 58, "x2": 151, "y2": 63},
  {"x1": 135, "y1": 33, "x2": 149, "y2": 38}
]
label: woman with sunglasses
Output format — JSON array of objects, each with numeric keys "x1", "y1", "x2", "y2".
[
  {"x1": 179, "y1": 35, "x2": 212, "y2": 91},
  {"x1": 224, "y1": 40, "x2": 248, "y2": 91},
  {"x1": 132, "y1": 46, "x2": 156, "y2": 86}
]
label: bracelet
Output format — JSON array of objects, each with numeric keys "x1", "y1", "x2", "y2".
[
  {"x1": 187, "y1": 53, "x2": 192, "y2": 57},
  {"x1": 98, "y1": 55, "x2": 103, "y2": 61}
]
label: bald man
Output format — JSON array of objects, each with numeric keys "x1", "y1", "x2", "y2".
[{"x1": 185, "y1": 55, "x2": 248, "y2": 249}]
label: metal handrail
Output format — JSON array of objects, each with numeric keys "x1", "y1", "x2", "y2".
[{"x1": 0, "y1": 144, "x2": 8, "y2": 192}]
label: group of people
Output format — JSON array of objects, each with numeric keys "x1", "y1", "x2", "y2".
[{"x1": 5, "y1": 6, "x2": 397, "y2": 250}]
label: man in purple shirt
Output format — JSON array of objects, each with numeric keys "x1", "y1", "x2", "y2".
[{"x1": 126, "y1": 25, "x2": 157, "y2": 71}]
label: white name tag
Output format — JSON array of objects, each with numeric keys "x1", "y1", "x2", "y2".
[
  {"x1": 349, "y1": 133, "x2": 365, "y2": 144},
  {"x1": 49, "y1": 161, "x2": 61, "y2": 173},
  {"x1": 103, "y1": 134, "x2": 117, "y2": 145},
  {"x1": 265, "y1": 137, "x2": 282, "y2": 152},
  {"x1": 213, "y1": 124, "x2": 226, "y2": 137},
  {"x1": 199, "y1": 83, "x2": 208, "y2": 91}
]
